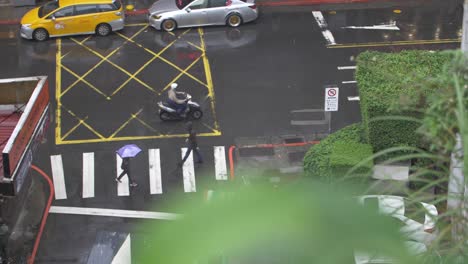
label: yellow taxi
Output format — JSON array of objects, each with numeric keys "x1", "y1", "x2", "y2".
[{"x1": 20, "y1": 0, "x2": 125, "y2": 41}]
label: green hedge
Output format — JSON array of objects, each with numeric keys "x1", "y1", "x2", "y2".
[
  {"x1": 303, "y1": 123, "x2": 372, "y2": 182},
  {"x1": 356, "y1": 51, "x2": 452, "y2": 157}
]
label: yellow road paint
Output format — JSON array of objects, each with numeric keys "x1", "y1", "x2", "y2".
[
  {"x1": 62, "y1": 106, "x2": 106, "y2": 139},
  {"x1": 109, "y1": 109, "x2": 144, "y2": 139},
  {"x1": 55, "y1": 38, "x2": 62, "y2": 145},
  {"x1": 110, "y1": 29, "x2": 193, "y2": 96},
  {"x1": 61, "y1": 117, "x2": 88, "y2": 140},
  {"x1": 393, "y1": 9, "x2": 402, "y2": 14},
  {"x1": 199, "y1": 28, "x2": 220, "y2": 133},
  {"x1": 114, "y1": 29, "x2": 206, "y2": 95},
  {"x1": 327, "y1": 38, "x2": 461, "y2": 49},
  {"x1": 61, "y1": 65, "x2": 109, "y2": 99},
  {"x1": 329, "y1": 11, "x2": 336, "y2": 15},
  {"x1": 160, "y1": 56, "x2": 204, "y2": 94},
  {"x1": 56, "y1": 131, "x2": 222, "y2": 145},
  {"x1": 62, "y1": 25, "x2": 149, "y2": 97},
  {"x1": 56, "y1": 26, "x2": 221, "y2": 144}
]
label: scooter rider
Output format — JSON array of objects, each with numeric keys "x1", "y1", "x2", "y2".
[{"x1": 167, "y1": 83, "x2": 188, "y2": 117}]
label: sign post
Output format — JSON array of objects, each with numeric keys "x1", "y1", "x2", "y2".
[{"x1": 324, "y1": 86, "x2": 339, "y2": 112}]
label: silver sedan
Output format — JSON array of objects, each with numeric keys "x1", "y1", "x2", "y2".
[{"x1": 148, "y1": 0, "x2": 258, "y2": 32}]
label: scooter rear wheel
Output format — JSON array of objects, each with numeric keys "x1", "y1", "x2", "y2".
[{"x1": 191, "y1": 110, "x2": 203, "y2": 120}]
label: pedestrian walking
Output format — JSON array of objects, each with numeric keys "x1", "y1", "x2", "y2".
[
  {"x1": 178, "y1": 122, "x2": 203, "y2": 167},
  {"x1": 115, "y1": 144, "x2": 142, "y2": 187},
  {"x1": 115, "y1": 157, "x2": 138, "y2": 187}
]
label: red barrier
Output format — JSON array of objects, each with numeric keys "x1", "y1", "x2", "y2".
[{"x1": 27, "y1": 165, "x2": 54, "y2": 264}]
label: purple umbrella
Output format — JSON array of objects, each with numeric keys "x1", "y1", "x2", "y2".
[{"x1": 116, "y1": 144, "x2": 142, "y2": 158}]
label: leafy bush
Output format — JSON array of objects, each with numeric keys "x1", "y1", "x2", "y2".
[
  {"x1": 356, "y1": 50, "x2": 453, "y2": 158},
  {"x1": 303, "y1": 123, "x2": 372, "y2": 182}
]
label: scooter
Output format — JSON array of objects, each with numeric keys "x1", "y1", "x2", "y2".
[{"x1": 157, "y1": 93, "x2": 203, "y2": 121}]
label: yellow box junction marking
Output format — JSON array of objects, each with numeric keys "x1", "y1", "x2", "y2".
[{"x1": 55, "y1": 25, "x2": 221, "y2": 145}]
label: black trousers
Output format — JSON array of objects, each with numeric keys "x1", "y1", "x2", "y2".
[
  {"x1": 181, "y1": 146, "x2": 203, "y2": 164},
  {"x1": 117, "y1": 169, "x2": 134, "y2": 183}
]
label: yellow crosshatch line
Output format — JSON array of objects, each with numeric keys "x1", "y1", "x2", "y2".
[
  {"x1": 55, "y1": 25, "x2": 221, "y2": 145},
  {"x1": 328, "y1": 38, "x2": 461, "y2": 48}
]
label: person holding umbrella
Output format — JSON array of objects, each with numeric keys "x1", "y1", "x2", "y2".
[{"x1": 115, "y1": 144, "x2": 142, "y2": 187}]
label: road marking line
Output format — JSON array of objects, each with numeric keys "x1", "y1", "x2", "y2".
[
  {"x1": 348, "y1": 96, "x2": 360, "y2": 101},
  {"x1": 49, "y1": 206, "x2": 180, "y2": 220},
  {"x1": 342, "y1": 81, "x2": 357, "y2": 84},
  {"x1": 312, "y1": 11, "x2": 336, "y2": 45},
  {"x1": 116, "y1": 154, "x2": 130, "y2": 196},
  {"x1": 312, "y1": 11, "x2": 327, "y2": 29},
  {"x1": 111, "y1": 234, "x2": 131, "y2": 264},
  {"x1": 50, "y1": 155, "x2": 67, "y2": 200},
  {"x1": 214, "y1": 146, "x2": 228, "y2": 180},
  {"x1": 337, "y1": 66, "x2": 356, "y2": 70},
  {"x1": 199, "y1": 28, "x2": 222, "y2": 136},
  {"x1": 327, "y1": 38, "x2": 461, "y2": 49},
  {"x1": 343, "y1": 22, "x2": 400, "y2": 31},
  {"x1": 149, "y1": 149, "x2": 162, "y2": 194},
  {"x1": 82, "y1": 152, "x2": 94, "y2": 198},
  {"x1": 322, "y1": 30, "x2": 336, "y2": 45},
  {"x1": 181, "y1": 148, "x2": 196, "y2": 192}
]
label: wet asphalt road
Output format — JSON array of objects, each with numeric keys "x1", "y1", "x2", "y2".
[{"x1": 0, "y1": 0, "x2": 464, "y2": 262}]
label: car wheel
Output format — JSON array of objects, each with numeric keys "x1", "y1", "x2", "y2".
[
  {"x1": 33, "y1": 28, "x2": 49, "y2": 41},
  {"x1": 226, "y1": 13, "x2": 242, "y2": 27},
  {"x1": 162, "y1": 19, "x2": 177, "y2": 32},
  {"x1": 96, "y1": 23, "x2": 112, "y2": 37}
]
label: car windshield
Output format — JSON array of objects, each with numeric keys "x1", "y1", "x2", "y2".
[
  {"x1": 175, "y1": 0, "x2": 192, "y2": 9},
  {"x1": 38, "y1": 1, "x2": 59, "y2": 18}
]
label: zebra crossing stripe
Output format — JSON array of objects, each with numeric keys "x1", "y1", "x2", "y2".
[
  {"x1": 50, "y1": 155, "x2": 67, "y2": 200},
  {"x1": 214, "y1": 146, "x2": 228, "y2": 180},
  {"x1": 111, "y1": 234, "x2": 131, "y2": 264},
  {"x1": 82, "y1": 152, "x2": 94, "y2": 198},
  {"x1": 116, "y1": 154, "x2": 130, "y2": 196},
  {"x1": 148, "y1": 149, "x2": 162, "y2": 194},
  {"x1": 181, "y1": 148, "x2": 196, "y2": 192}
]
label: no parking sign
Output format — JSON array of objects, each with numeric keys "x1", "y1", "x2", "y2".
[{"x1": 324, "y1": 86, "x2": 339, "y2": 111}]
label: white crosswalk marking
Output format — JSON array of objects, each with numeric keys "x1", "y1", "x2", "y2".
[
  {"x1": 214, "y1": 146, "x2": 228, "y2": 180},
  {"x1": 50, "y1": 155, "x2": 67, "y2": 200},
  {"x1": 181, "y1": 148, "x2": 196, "y2": 192},
  {"x1": 111, "y1": 234, "x2": 131, "y2": 264},
  {"x1": 116, "y1": 154, "x2": 130, "y2": 196},
  {"x1": 51, "y1": 146, "x2": 230, "y2": 200},
  {"x1": 82, "y1": 152, "x2": 94, "y2": 198},
  {"x1": 148, "y1": 149, "x2": 162, "y2": 194}
]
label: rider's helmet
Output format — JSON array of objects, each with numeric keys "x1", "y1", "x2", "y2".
[{"x1": 170, "y1": 83, "x2": 178, "y2": 89}]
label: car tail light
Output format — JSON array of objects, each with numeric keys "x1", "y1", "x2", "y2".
[{"x1": 249, "y1": 4, "x2": 256, "y2": 9}]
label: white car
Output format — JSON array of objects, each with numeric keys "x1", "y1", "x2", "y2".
[{"x1": 148, "y1": 0, "x2": 258, "y2": 32}]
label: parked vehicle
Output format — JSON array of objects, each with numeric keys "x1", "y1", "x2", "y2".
[
  {"x1": 157, "y1": 93, "x2": 203, "y2": 121},
  {"x1": 148, "y1": 0, "x2": 258, "y2": 32},
  {"x1": 20, "y1": 0, "x2": 125, "y2": 41}
]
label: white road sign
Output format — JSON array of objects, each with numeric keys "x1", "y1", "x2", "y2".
[{"x1": 324, "y1": 87, "x2": 339, "y2": 111}]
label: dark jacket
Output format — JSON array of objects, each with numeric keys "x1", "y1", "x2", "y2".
[
  {"x1": 187, "y1": 130, "x2": 198, "y2": 148},
  {"x1": 121, "y1": 158, "x2": 130, "y2": 171}
]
